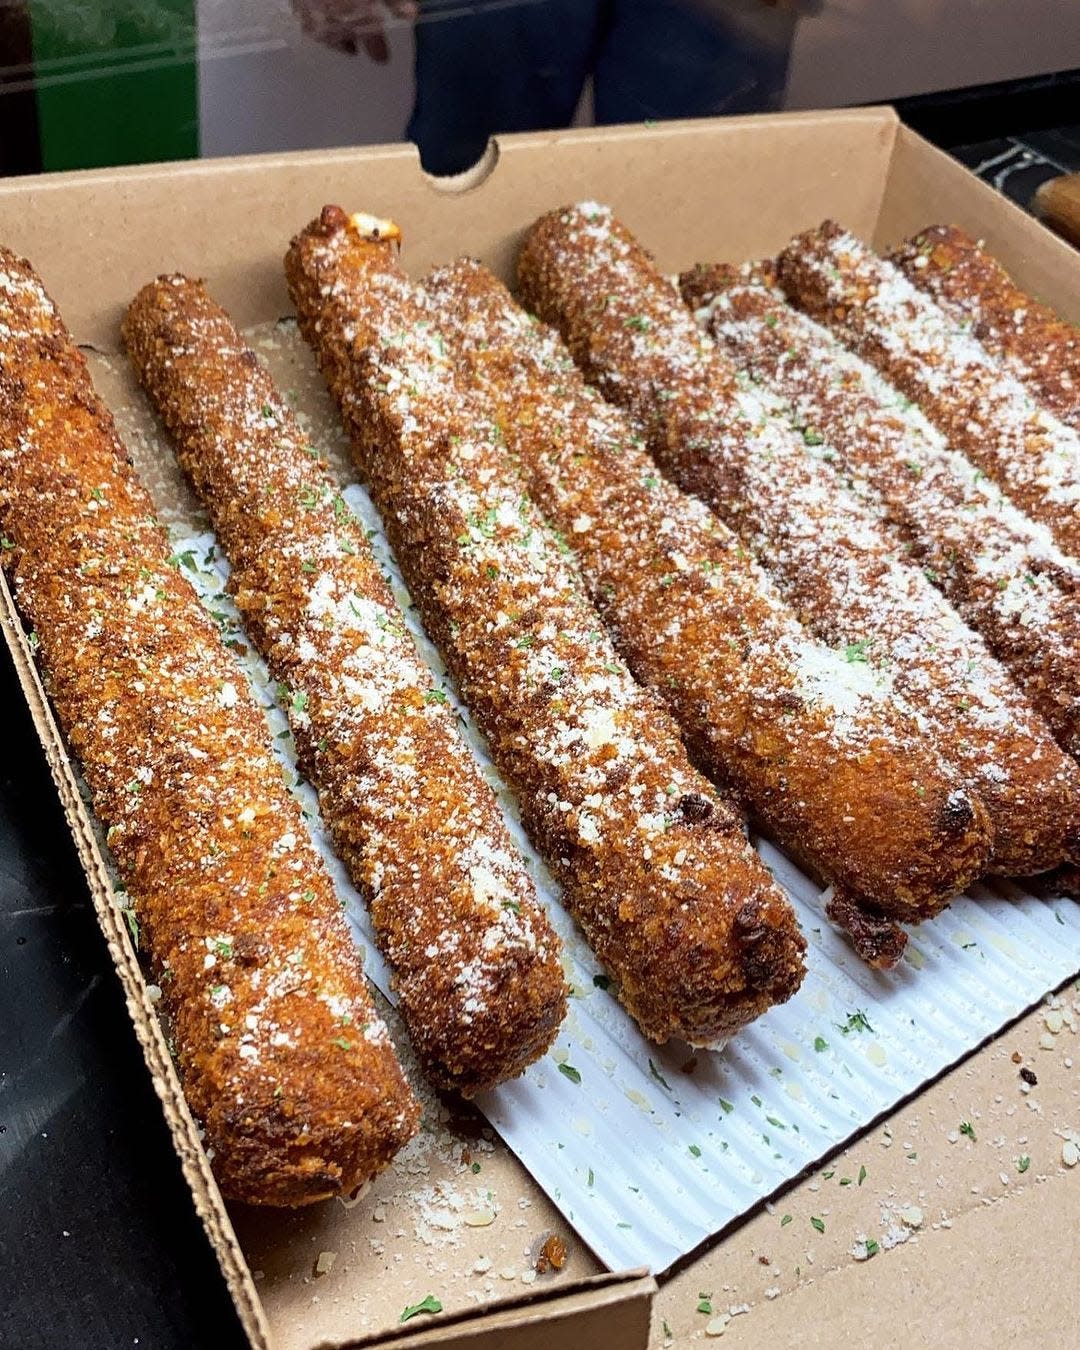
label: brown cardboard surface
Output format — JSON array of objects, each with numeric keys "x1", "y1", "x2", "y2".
[
  {"x1": 1, "y1": 108, "x2": 1078, "y2": 1349},
  {"x1": 653, "y1": 988, "x2": 1079, "y2": 1347},
  {"x1": 0, "y1": 107, "x2": 899, "y2": 351}
]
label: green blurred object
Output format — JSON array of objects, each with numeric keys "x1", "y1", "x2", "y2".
[{"x1": 29, "y1": 1, "x2": 198, "y2": 170}]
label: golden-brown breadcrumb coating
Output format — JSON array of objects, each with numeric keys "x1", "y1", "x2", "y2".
[
  {"x1": 122, "y1": 275, "x2": 566, "y2": 1095},
  {"x1": 679, "y1": 259, "x2": 1080, "y2": 875},
  {"x1": 776, "y1": 220, "x2": 1080, "y2": 560},
  {"x1": 682, "y1": 258, "x2": 1080, "y2": 771},
  {"x1": 891, "y1": 225, "x2": 1080, "y2": 432},
  {"x1": 432, "y1": 252, "x2": 1077, "y2": 879},
  {"x1": 0, "y1": 246, "x2": 419, "y2": 1206},
  {"x1": 286, "y1": 205, "x2": 807, "y2": 1037},
  {"x1": 515, "y1": 204, "x2": 992, "y2": 949}
]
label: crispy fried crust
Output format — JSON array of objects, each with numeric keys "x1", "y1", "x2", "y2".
[
  {"x1": 286, "y1": 206, "x2": 807, "y2": 1042},
  {"x1": 122, "y1": 276, "x2": 566, "y2": 1095},
  {"x1": 0, "y1": 246, "x2": 419, "y2": 1206},
  {"x1": 775, "y1": 220, "x2": 1080, "y2": 559},
  {"x1": 891, "y1": 225, "x2": 1080, "y2": 432},
  {"x1": 679, "y1": 260, "x2": 1080, "y2": 875},
  {"x1": 683, "y1": 260, "x2": 1080, "y2": 774},
  {"x1": 515, "y1": 204, "x2": 992, "y2": 927},
  {"x1": 456, "y1": 236, "x2": 1060, "y2": 879}
]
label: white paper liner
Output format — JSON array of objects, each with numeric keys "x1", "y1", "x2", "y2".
[{"x1": 170, "y1": 487, "x2": 1080, "y2": 1276}]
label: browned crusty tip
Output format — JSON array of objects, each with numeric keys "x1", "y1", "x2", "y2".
[
  {"x1": 678, "y1": 259, "x2": 778, "y2": 311},
  {"x1": 826, "y1": 891, "x2": 908, "y2": 970},
  {"x1": 208, "y1": 1065, "x2": 420, "y2": 1207},
  {"x1": 311, "y1": 204, "x2": 402, "y2": 245}
]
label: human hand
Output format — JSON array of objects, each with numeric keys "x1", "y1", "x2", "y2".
[{"x1": 291, "y1": 0, "x2": 418, "y2": 64}]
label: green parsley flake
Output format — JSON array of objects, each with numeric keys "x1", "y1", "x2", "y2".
[
  {"x1": 780, "y1": 1214, "x2": 792, "y2": 1227},
  {"x1": 688, "y1": 1144, "x2": 702, "y2": 1158},
  {"x1": 843, "y1": 639, "x2": 872, "y2": 665},
  {"x1": 696, "y1": 1296, "x2": 713, "y2": 1315},
  {"x1": 718, "y1": 1097, "x2": 734, "y2": 1114},
  {"x1": 592, "y1": 973, "x2": 611, "y2": 991},
  {"x1": 813, "y1": 1036, "x2": 829, "y2": 1052},
  {"x1": 648, "y1": 1059, "x2": 671, "y2": 1090},
  {"x1": 857, "y1": 1165, "x2": 867, "y2": 1186},
  {"x1": 837, "y1": 1009, "x2": 875, "y2": 1035},
  {"x1": 1017, "y1": 1155, "x2": 1030, "y2": 1174},
  {"x1": 864, "y1": 1238, "x2": 880, "y2": 1258},
  {"x1": 959, "y1": 1121, "x2": 976, "y2": 1141},
  {"x1": 400, "y1": 1295, "x2": 442, "y2": 1324},
  {"x1": 810, "y1": 1216, "x2": 825, "y2": 1234},
  {"x1": 557, "y1": 1063, "x2": 582, "y2": 1085}
]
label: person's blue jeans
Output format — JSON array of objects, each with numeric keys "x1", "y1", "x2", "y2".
[{"x1": 407, "y1": 0, "x2": 793, "y2": 175}]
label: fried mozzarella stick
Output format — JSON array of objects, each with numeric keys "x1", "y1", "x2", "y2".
[
  {"x1": 890, "y1": 225, "x2": 1080, "y2": 432},
  {"x1": 0, "y1": 247, "x2": 418, "y2": 1205},
  {"x1": 776, "y1": 220, "x2": 1080, "y2": 558},
  {"x1": 683, "y1": 259, "x2": 1080, "y2": 767},
  {"x1": 517, "y1": 203, "x2": 992, "y2": 944},
  {"x1": 428, "y1": 255, "x2": 1078, "y2": 879},
  {"x1": 287, "y1": 206, "x2": 807, "y2": 1036},
  {"x1": 122, "y1": 276, "x2": 566, "y2": 1096}
]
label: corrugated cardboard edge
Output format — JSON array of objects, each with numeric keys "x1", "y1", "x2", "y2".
[
  {"x1": 0, "y1": 571, "x2": 273, "y2": 1350},
  {"x1": 320, "y1": 1271, "x2": 655, "y2": 1350}
]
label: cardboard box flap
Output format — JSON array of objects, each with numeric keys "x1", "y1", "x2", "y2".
[
  {"x1": 320, "y1": 1271, "x2": 655, "y2": 1350},
  {"x1": 0, "y1": 106, "x2": 899, "y2": 348}
]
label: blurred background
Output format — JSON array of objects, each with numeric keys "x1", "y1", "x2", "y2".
[{"x1": 2, "y1": 1, "x2": 1079, "y2": 178}]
